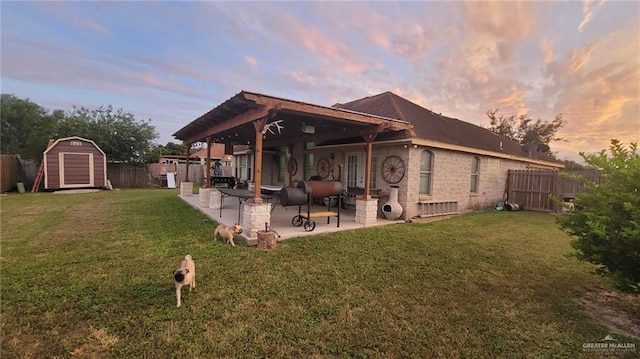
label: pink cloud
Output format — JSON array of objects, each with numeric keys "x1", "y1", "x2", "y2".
[
  {"x1": 245, "y1": 56, "x2": 259, "y2": 67},
  {"x1": 541, "y1": 38, "x2": 554, "y2": 64},
  {"x1": 578, "y1": 0, "x2": 606, "y2": 32}
]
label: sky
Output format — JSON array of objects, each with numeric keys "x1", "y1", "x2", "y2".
[{"x1": 1, "y1": 1, "x2": 638, "y2": 163}]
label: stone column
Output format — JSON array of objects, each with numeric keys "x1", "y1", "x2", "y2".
[
  {"x1": 209, "y1": 190, "x2": 222, "y2": 209},
  {"x1": 242, "y1": 202, "x2": 272, "y2": 239},
  {"x1": 198, "y1": 187, "x2": 212, "y2": 208},
  {"x1": 355, "y1": 198, "x2": 378, "y2": 225},
  {"x1": 180, "y1": 181, "x2": 193, "y2": 196}
]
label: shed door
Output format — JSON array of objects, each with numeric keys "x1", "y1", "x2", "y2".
[{"x1": 59, "y1": 152, "x2": 94, "y2": 188}]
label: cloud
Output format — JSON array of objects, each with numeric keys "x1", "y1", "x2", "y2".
[
  {"x1": 463, "y1": 0, "x2": 536, "y2": 60},
  {"x1": 38, "y1": 1, "x2": 110, "y2": 36},
  {"x1": 578, "y1": 0, "x2": 606, "y2": 32},
  {"x1": 567, "y1": 38, "x2": 603, "y2": 75},
  {"x1": 541, "y1": 38, "x2": 554, "y2": 64},
  {"x1": 543, "y1": 28, "x2": 640, "y2": 155},
  {"x1": 313, "y1": 2, "x2": 439, "y2": 62},
  {"x1": 245, "y1": 56, "x2": 258, "y2": 67},
  {"x1": 1, "y1": 34, "x2": 218, "y2": 102}
]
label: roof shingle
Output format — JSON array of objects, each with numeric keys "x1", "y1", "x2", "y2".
[{"x1": 334, "y1": 91, "x2": 559, "y2": 163}]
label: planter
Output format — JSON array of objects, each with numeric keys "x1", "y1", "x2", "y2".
[{"x1": 381, "y1": 185, "x2": 403, "y2": 220}]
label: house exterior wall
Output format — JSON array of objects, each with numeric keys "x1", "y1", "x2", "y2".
[
  {"x1": 315, "y1": 142, "x2": 557, "y2": 220},
  {"x1": 401, "y1": 146, "x2": 549, "y2": 219},
  {"x1": 44, "y1": 138, "x2": 107, "y2": 189}
]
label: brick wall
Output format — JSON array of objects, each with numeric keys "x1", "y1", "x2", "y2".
[
  {"x1": 401, "y1": 147, "x2": 533, "y2": 219},
  {"x1": 314, "y1": 143, "x2": 548, "y2": 220}
]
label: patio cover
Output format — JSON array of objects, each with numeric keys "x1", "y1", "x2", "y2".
[{"x1": 173, "y1": 91, "x2": 414, "y2": 201}]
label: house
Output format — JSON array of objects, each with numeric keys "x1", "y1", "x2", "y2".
[
  {"x1": 331, "y1": 91, "x2": 563, "y2": 218},
  {"x1": 173, "y1": 90, "x2": 561, "y2": 238},
  {"x1": 43, "y1": 136, "x2": 108, "y2": 190},
  {"x1": 192, "y1": 145, "x2": 234, "y2": 177}
]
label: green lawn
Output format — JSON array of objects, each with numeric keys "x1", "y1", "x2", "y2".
[{"x1": 0, "y1": 189, "x2": 636, "y2": 358}]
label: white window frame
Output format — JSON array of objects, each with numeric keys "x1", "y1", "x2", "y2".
[
  {"x1": 470, "y1": 156, "x2": 480, "y2": 193},
  {"x1": 419, "y1": 150, "x2": 433, "y2": 195}
]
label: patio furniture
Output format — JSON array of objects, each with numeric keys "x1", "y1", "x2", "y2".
[
  {"x1": 211, "y1": 176, "x2": 236, "y2": 188},
  {"x1": 218, "y1": 188, "x2": 272, "y2": 224}
]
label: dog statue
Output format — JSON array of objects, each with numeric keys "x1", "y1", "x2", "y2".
[
  {"x1": 173, "y1": 255, "x2": 195, "y2": 308},
  {"x1": 213, "y1": 223, "x2": 243, "y2": 247}
]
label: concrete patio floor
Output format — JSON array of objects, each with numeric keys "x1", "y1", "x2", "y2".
[{"x1": 179, "y1": 193, "x2": 404, "y2": 245}]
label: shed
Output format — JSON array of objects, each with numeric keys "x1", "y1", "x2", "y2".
[{"x1": 44, "y1": 137, "x2": 108, "y2": 190}]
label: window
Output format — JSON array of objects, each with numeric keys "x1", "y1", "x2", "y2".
[
  {"x1": 346, "y1": 154, "x2": 359, "y2": 187},
  {"x1": 470, "y1": 156, "x2": 480, "y2": 193},
  {"x1": 237, "y1": 154, "x2": 253, "y2": 181},
  {"x1": 370, "y1": 155, "x2": 378, "y2": 189},
  {"x1": 419, "y1": 150, "x2": 433, "y2": 195}
]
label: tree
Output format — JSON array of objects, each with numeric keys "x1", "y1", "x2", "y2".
[
  {"x1": 486, "y1": 109, "x2": 567, "y2": 147},
  {"x1": 560, "y1": 159, "x2": 589, "y2": 171},
  {"x1": 557, "y1": 140, "x2": 640, "y2": 292},
  {"x1": 144, "y1": 142, "x2": 185, "y2": 163},
  {"x1": 0, "y1": 94, "x2": 61, "y2": 160},
  {"x1": 1, "y1": 95, "x2": 160, "y2": 163},
  {"x1": 56, "y1": 105, "x2": 158, "y2": 163}
]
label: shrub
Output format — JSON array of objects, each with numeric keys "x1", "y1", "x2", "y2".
[{"x1": 557, "y1": 140, "x2": 640, "y2": 293}]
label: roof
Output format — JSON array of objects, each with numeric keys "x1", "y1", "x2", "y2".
[
  {"x1": 191, "y1": 144, "x2": 226, "y2": 159},
  {"x1": 173, "y1": 90, "x2": 413, "y2": 146},
  {"x1": 43, "y1": 136, "x2": 106, "y2": 157},
  {"x1": 333, "y1": 92, "x2": 560, "y2": 164}
]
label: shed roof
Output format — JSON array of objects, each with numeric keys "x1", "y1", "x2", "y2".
[{"x1": 43, "y1": 136, "x2": 105, "y2": 157}]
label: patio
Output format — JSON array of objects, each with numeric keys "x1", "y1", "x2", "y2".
[{"x1": 178, "y1": 191, "x2": 403, "y2": 245}]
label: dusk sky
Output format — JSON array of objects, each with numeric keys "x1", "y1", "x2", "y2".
[{"x1": 2, "y1": 1, "x2": 638, "y2": 162}]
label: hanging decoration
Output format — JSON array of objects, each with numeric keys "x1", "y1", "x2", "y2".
[{"x1": 263, "y1": 120, "x2": 284, "y2": 135}]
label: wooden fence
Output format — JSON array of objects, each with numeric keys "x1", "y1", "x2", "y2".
[
  {"x1": 1, "y1": 159, "x2": 206, "y2": 191},
  {"x1": 107, "y1": 163, "x2": 205, "y2": 188},
  {"x1": 507, "y1": 169, "x2": 601, "y2": 213},
  {"x1": 0, "y1": 155, "x2": 18, "y2": 193},
  {"x1": 0, "y1": 155, "x2": 38, "y2": 193}
]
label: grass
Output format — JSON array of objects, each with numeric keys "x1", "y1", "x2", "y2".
[{"x1": 0, "y1": 189, "x2": 636, "y2": 358}]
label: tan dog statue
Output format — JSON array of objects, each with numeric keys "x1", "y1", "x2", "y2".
[
  {"x1": 213, "y1": 223, "x2": 243, "y2": 246},
  {"x1": 173, "y1": 255, "x2": 195, "y2": 308}
]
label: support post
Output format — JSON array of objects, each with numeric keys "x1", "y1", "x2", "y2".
[
  {"x1": 205, "y1": 136, "x2": 212, "y2": 188},
  {"x1": 362, "y1": 134, "x2": 377, "y2": 199},
  {"x1": 252, "y1": 117, "x2": 267, "y2": 204},
  {"x1": 184, "y1": 142, "x2": 191, "y2": 182}
]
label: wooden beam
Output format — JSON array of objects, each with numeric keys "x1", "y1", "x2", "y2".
[
  {"x1": 205, "y1": 136, "x2": 212, "y2": 188},
  {"x1": 263, "y1": 124, "x2": 390, "y2": 149},
  {"x1": 251, "y1": 118, "x2": 267, "y2": 203},
  {"x1": 184, "y1": 142, "x2": 191, "y2": 182},
  {"x1": 363, "y1": 134, "x2": 376, "y2": 200},
  {"x1": 181, "y1": 106, "x2": 271, "y2": 144},
  {"x1": 277, "y1": 101, "x2": 413, "y2": 129}
]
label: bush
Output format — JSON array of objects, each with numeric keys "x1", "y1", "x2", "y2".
[{"x1": 557, "y1": 140, "x2": 640, "y2": 293}]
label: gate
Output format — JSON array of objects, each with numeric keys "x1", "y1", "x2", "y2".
[
  {"x1": 507, "y1": 169, "x2": 602, "y2": 213},
  {"x1": 507, "y1": 169, "x2": 559, "y2": 212}
]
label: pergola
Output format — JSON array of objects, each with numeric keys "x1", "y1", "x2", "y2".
[{"x1": 173, "y1": 91, "x2": 413, "y2": 203}]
